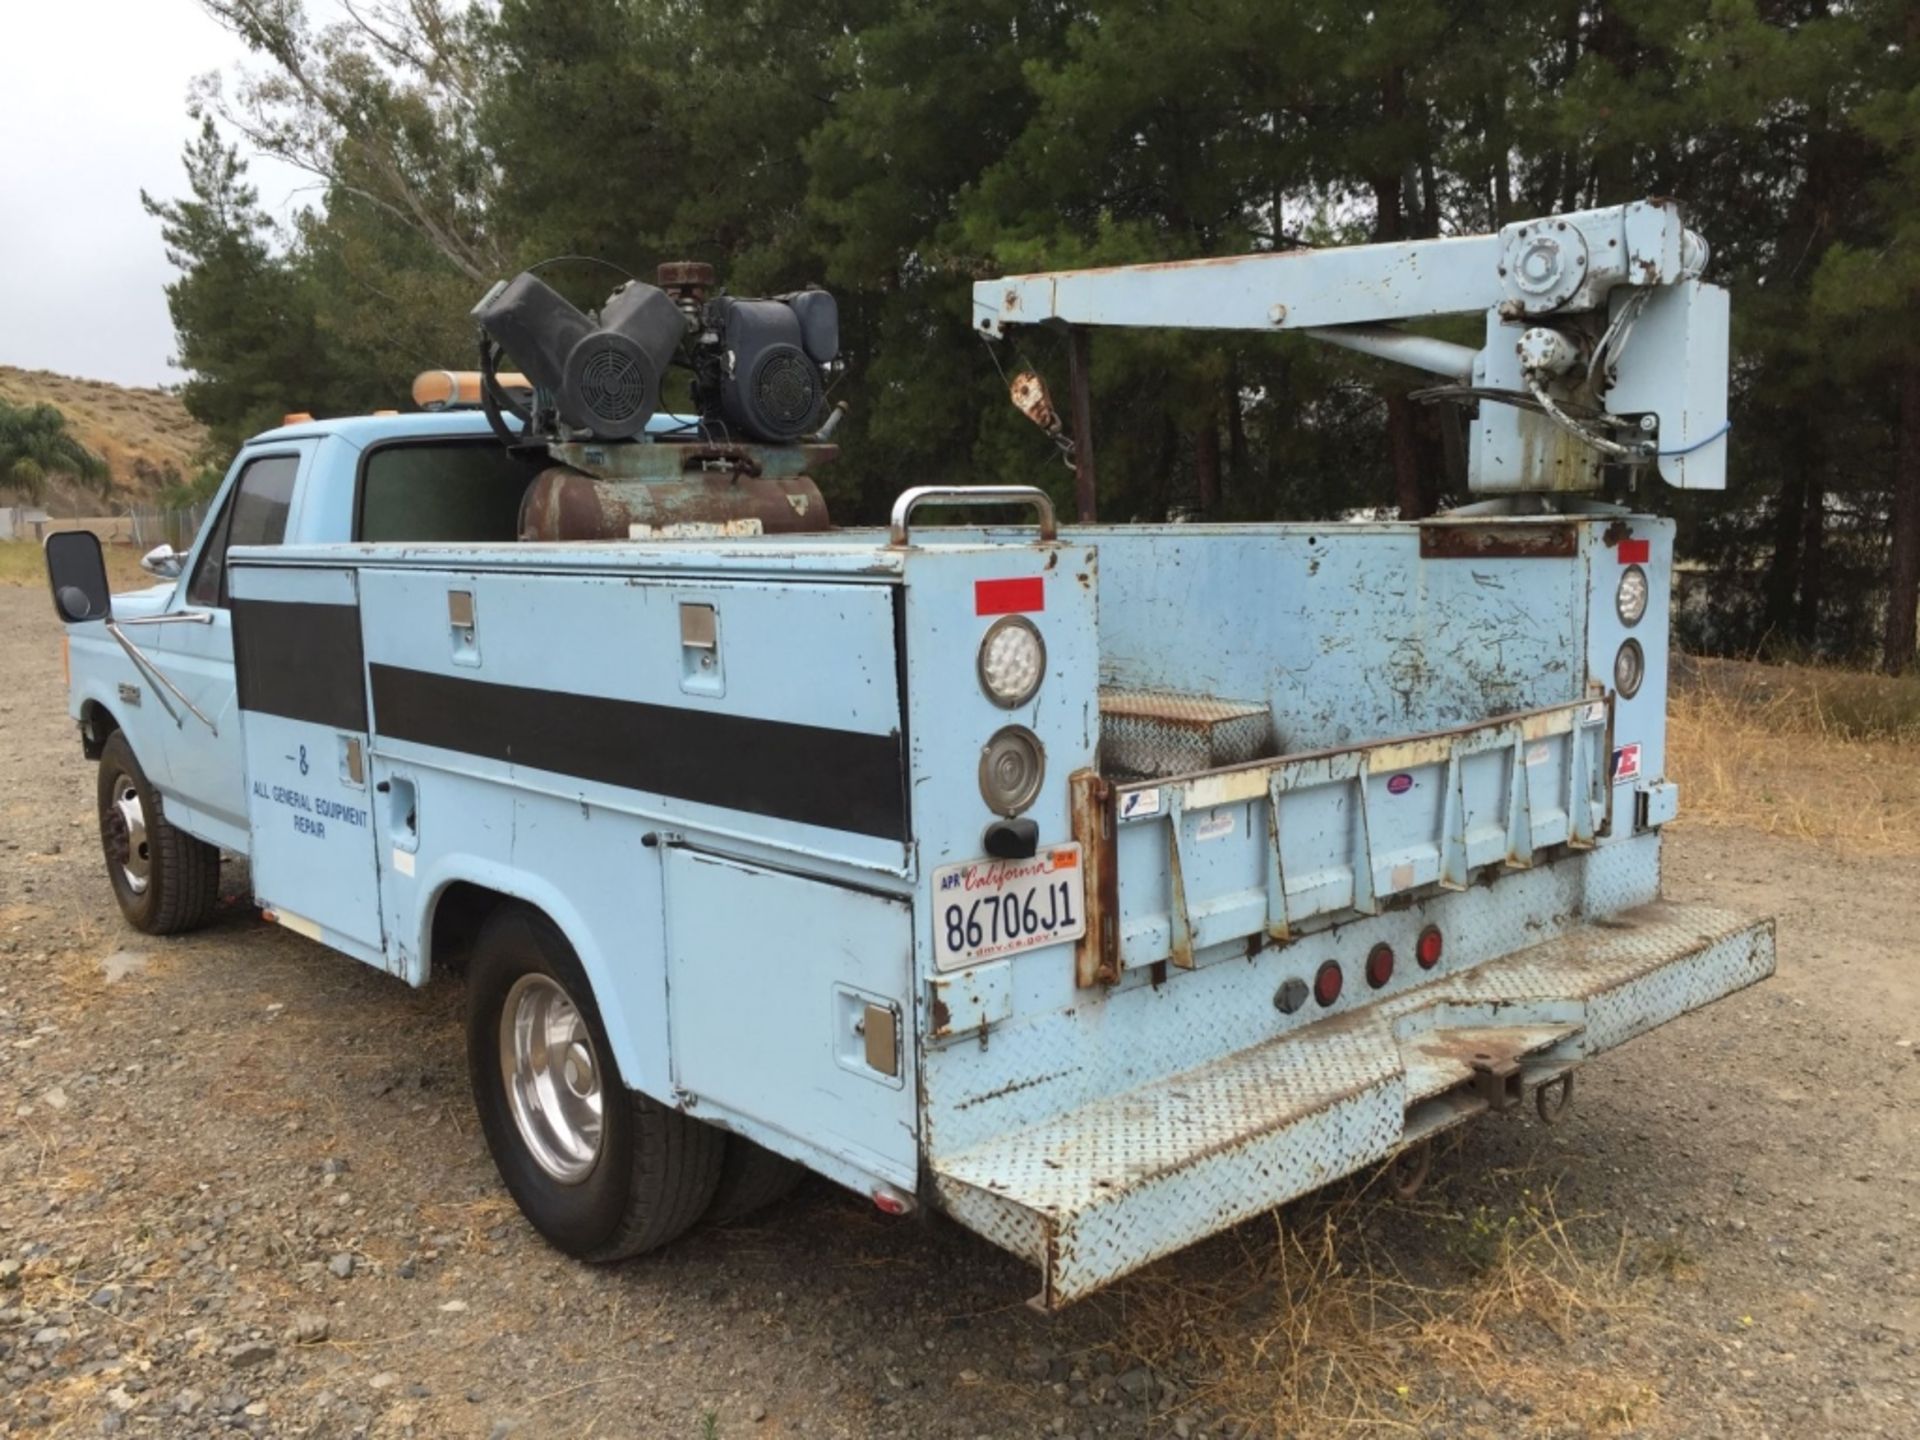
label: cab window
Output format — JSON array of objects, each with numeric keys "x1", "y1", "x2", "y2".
[
  {"x1": 187, "y1": 454, "x2": 299, "y2": 607},
  {"x1": 356, "y1": 440, "x2": 545, "y2": 543}
]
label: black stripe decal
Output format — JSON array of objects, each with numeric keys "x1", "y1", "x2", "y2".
[
  {"x1": 233, "y1": 599, "x2": 368, "y2": 732},
  {"x1": 368, "y1": 664, "x2": 909, "y2": 842}
]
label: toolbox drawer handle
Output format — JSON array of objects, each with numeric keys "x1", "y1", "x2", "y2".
[{"x1": 888, "y1": 485, "x2": 1058, "y2": 547}]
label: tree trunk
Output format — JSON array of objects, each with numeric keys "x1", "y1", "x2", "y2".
[
  {"x1": 1795, "y1": 475, "x2": 1825, "y2": 650},
  {"x1": 1387, "y1": 393, "x2": 1425, "y2": 521},
  {"x1": 1885, "y1": 361, "x2": 1920, "y2": 674},
  {"x1": 1369, "y1": 76, "x2": 1440, "y2": 521},
  {"x1": 1762, "y1": 426, "x2": 1809, "y2": 645},
  {"x1": 1193, "y1": 412, "x2": 1220, "y2": 515},
  {"x1": 1225, "y1": 361, "x2": 1248, "y2": 496}
]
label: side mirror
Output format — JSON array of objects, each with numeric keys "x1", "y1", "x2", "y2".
[
  {"x1": 141, "y1": 543, "x2": 184, "y2": 579},
  {"x1": 44, "y1": 531, "x2": 112, "y2": 624}
]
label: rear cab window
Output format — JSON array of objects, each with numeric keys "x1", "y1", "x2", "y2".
[{"x1": 356, "y1": 440, "x2": 547, "y2": 543}]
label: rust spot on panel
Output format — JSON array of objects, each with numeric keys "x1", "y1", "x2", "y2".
[
  {"x1": 1418, "y1": 522, "x2": 1577, "y2": 560},
  {"x1": 518, "y1": 463, "x2": 833, "y2": 541},
  {"x1": 929, "y1": 994, "x2": 953, "y2": 1033},
  {"x1": 1069, "y1": 769, "x2": 1120, "y2": 987},
  {"x1": 956, "y1": 1068, "x2": 1077, "y2": 1110}
]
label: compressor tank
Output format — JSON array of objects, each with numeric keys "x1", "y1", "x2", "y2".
[{"x1": 518, "y1": 447, "x2": 833, "y2": 541}]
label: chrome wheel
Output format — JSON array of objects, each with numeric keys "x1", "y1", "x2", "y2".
[
  {"x1": 105, "y1": 771, "x2": 151, "y2": 896},
  {"x1": 499, "y1": 973, "x2": 604, "y2": 1183}
]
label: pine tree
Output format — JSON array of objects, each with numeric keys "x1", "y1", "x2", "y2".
[{"x1": 141, "y1": 118, "x2": 341, "y2": 454}]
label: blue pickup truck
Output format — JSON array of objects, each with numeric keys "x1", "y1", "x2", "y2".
[{"x1": 43, "y1": 208, "x2": 1774, "y2": 1307}]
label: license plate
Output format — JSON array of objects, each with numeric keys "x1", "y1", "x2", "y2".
[{"x1": 931, "y1": 844, "x2": 1085, "y2": 971}]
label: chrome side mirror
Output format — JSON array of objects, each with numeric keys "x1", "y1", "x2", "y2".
[{"x1": 141, "y1": 543, "x2": 183, "y2": 579}]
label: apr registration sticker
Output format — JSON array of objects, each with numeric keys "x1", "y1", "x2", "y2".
[
  {"x1": 1612, "y1": 743, "x2": 1643, "y2": 784},
  {"x1": 931, "y1": 845, "x2": 1086, "y2": 971}
]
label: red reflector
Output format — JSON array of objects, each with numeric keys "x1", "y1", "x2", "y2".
[
  {"x1": 871, "y1": 1187, "x2": 914, "y2": 1216},
  {"x1": 1313, "y1": 960, "x2": 1343, "y2": 1008},
  {"x1": 975, "y1": 576, "x2": 1045, "y2": 615},
  {"x1": 1616, "y1": 538, "x2": 1650, "y2": 564},
  {"x1": 1365, "y1": 942, "x2": 1395, "y2": 989},
  {"x1": 1416, "y1": 925, "x2": 1443, "y2": 969}
]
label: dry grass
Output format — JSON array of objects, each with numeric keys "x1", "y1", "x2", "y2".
[
  {"x1": 1084, "y1": 1164, "x2": 1659, "y2": 1438},
  {"x1": 1668, "y1": 656, "x2": 1920, "y2": 855},
  {"x1": 0, "y1": 364, "x2": 207, "y2": 500},
  {"x1": 0, "y1": 539, "x2": 156, "y2": 591}
]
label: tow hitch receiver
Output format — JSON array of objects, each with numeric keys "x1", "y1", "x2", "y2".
[{"x1": 1471, "y1": 1053, "x2": 1523, "y2": 1112}]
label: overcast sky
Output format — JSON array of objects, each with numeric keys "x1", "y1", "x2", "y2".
[{"x1": 0, "y1": 0, "x2": 313, "y2": 388}]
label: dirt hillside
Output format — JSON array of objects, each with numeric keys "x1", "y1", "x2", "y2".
[{"x1": 0, "y1": 366, "x2": 207, "y2": 503}]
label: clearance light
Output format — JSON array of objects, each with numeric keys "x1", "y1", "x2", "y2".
[
  {"x1": 979, "y1": 725, "x2": 1045, "y2": 816},
  {"x1": 1613, "y1": 639, "x2": 1645, "y2": 699},
  {"x1": 1416, "y1": 925, "x2": 1444, "y2": 969},
  {"x1": 1365, "y1": 942, "x2": 1395, "y2": 989},
  {"x1": 871, "y1": 1187, "x2": 915, "y2": 1216},
  {"x1": 1616, "y1": 564, "x2": 1648, "y2": 626},
  {"x1": 978, "y1": 615, "x2": 1045, "y2": 707},
  {"x1": 411, "y1": 369, "x2": 532, "y2": 412},
  {"x1": 1313, "y1": 960, "x2": 1343, "y2": 1008}
]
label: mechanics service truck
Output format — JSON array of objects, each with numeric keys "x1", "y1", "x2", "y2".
[{"x1": 44, "y1": 200, "x2": 1773, "y2": 1307}]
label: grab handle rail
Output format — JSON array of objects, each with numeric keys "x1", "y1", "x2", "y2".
[{"x1": 888, "y1": 485, "x2": 1059, "y2": 547}]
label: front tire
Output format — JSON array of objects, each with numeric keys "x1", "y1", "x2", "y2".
[
  {"x1": 467, "y1": 903, "x2": 723, "y2": 1260},
  {"x1": 96, "y1": 731, "x2": 221, "y2": 935}
]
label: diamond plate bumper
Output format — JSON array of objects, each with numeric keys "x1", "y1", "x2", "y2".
[{"x1": 930, "y1": 900, "x2": 1774, "y2": 1308}]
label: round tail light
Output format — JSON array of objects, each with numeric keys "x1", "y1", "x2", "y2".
[
  {"x1": 1365, "y1": 942, "x2": 1395, "y2": 989},
  {"x1": 1416, "y1": 925, "x2": 1443, "y2": 969},
  {"x1": 1313, "y1": 960, "x2": 1343, "y2": 1008}
]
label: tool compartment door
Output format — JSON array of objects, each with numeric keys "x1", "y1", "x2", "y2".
[
  {"x1": 663, "y1": 847, "x2": 917, "y2": 1190},
  {"x1": 230, "y1": 562, "x2": 386, "y2": 965}
]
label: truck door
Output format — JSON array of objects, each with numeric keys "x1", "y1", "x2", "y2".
[
  {"x1": 227, "y1": 560, "x2": 387, "y2": 967},
  {"x1": 142, "y1": 444, "x2": 315, "y2": 848}
]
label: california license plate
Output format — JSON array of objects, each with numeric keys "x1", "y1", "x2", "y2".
[{"x1": 931, "y1": 844, "x2": 1085, "y2": 971}]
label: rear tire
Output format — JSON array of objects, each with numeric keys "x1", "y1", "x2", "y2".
[
  {"x1": 96, "y1": 731, "x2": 221, "y2": 935},
  {"x1": 467, "y1": 903, "x2": 722, "y2": 1260},
  {"x1": 704, "y1": 1137, "x2": 805, "y2": 1227}
]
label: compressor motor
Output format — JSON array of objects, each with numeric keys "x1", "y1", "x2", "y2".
[{"x1": 471, "y1": 262, "x2": 839, "y2": 446}]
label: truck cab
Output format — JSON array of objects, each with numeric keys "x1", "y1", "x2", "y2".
[{"x1": 71, "y1": 411, "x2": 619, "y2": 855}]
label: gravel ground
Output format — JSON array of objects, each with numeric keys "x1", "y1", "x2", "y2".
[{"x1": 2, "y1": 584, "x2": 1917, "y2": 1439}]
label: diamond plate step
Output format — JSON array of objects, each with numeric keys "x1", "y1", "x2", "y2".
[{"x1": 931, "y1": 900, "x2": 1774, "y2": 1308}]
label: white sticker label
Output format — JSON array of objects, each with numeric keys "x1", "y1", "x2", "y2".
[
  {"x1": 391, "y1": 848, "x2": 416, "y2": 877},
  {"x1": 1525, "y1": 741, "x2": 1551, "y2": 767},
  {"x1": 1118, "y1": 789, "x2": 1161, "y2": 819},
  {"x1": 628, "y1": 518, "x2": 765, "y2": 540},
  {"x1": 1195, "y1": 811, "x2": 1236, "y2": 842}
]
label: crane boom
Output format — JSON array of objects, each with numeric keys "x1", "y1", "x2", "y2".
[{"x1": 973, "y1": 199, "x2": 1730, "y2": 496}]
